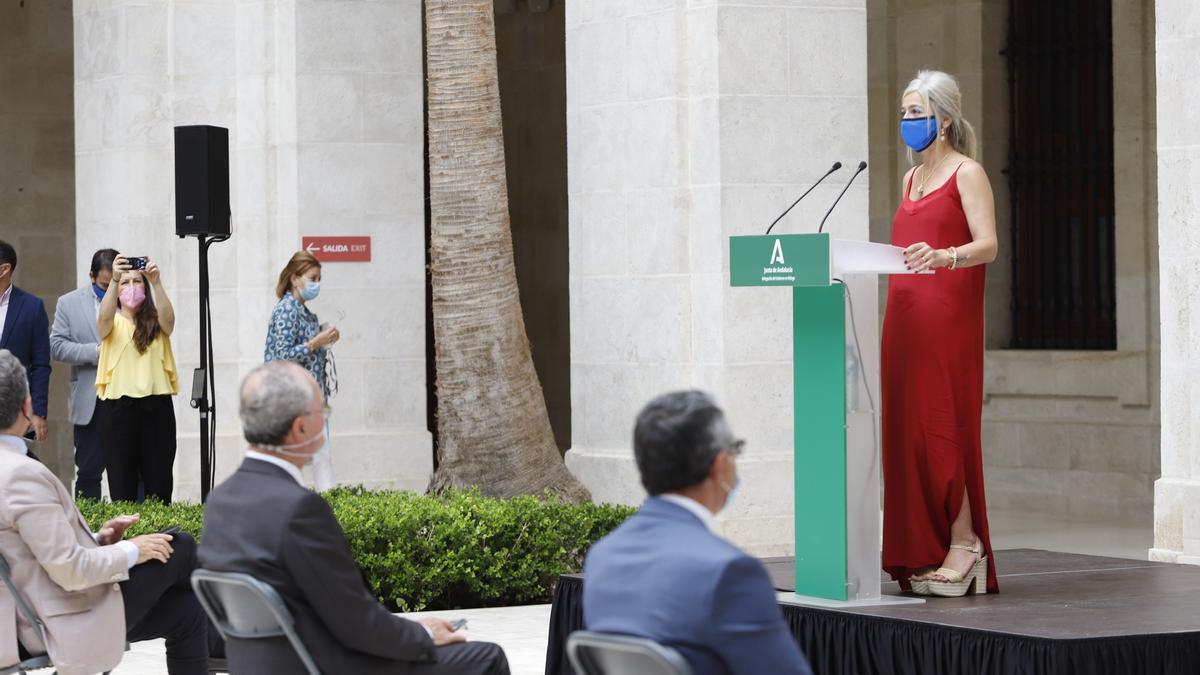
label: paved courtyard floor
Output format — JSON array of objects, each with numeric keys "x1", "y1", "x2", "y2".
[
  {"x1": 96, "y1": 510, "x2": 1154, "y2": 674},
  {"x1": 111, "y1": 603, "x2": 552, "y2": 675}
]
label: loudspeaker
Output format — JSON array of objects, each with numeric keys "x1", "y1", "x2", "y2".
[{"x1": 174, "y1": 125, "x2": 231, "y2": 237}]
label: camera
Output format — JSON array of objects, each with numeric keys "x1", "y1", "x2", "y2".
[{"x1": 127, "y1": 256, "x2": 148, "y2": 270}]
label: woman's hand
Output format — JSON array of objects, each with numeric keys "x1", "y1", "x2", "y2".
[
  {"x1": 904, "y1": 242, "x2": 952, "y2": 273},
  {"x1": 111, "y1": 256, "x2": 132, "y2": 285},
  {"x1": 311, "y1": 325, "x2": 340, "y2": 350},
  {"x1": 144, "y1": 257, "x2": 161, "y2": 286},
  {"x1": 97, "y1": 257, "x2": 127, "y2": 339}
]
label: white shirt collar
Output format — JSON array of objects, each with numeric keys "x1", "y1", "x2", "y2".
[
  {"x1": 0, "y1": 284, "x2": 12, "y2": 307},
  {"x1": 0, "y1": 434, "x2": 29, "y2": 455},
  {"x1": 659, "y1": 493, "x2": 720, "y2": 534},
  {"x1": 246, "y1": 449, "x2": 304, "y2": 485}
]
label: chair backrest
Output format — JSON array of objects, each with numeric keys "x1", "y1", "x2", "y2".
[
  {"x1": 0, "y1": 552, "x2": 46, "y2": 648},
  {"x1": 190, "y1": 569, "x2": 321, "y2": 675},
  {"x1": 0, "y1": 552, "x2": 53, "y2": 674},
  {"x1": 567, "y1": 631, "x2": 694, "y2": 675}
]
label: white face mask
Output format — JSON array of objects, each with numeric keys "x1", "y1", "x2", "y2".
[
  {"x1": 257, "y1": 418, "x2": 323, "y2": 465},
  {"x1": 718, "y1": 476, "x2": 741, "y2": 512}
]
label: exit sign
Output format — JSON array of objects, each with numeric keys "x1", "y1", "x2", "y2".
[{"x1": 302, "y1": 236, "x2": 371, "y2": 262}]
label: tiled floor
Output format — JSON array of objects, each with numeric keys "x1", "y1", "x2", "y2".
[
  {"x1": 113, "y1": 604, "x2": 554, "y2": 675},
  {"x1": 102, "y1": 511, "x2": 1155, "y2": 675}
]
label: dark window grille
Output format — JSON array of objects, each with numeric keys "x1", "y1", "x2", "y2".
[{"x1": 1005, "y1": 0, "x2": 1116, "y2": 349}]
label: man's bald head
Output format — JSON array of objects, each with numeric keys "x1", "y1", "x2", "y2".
[{"x1": 240, "y1": 361, "x2": 318, "y2": 447}]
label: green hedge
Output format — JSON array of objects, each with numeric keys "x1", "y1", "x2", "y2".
[{"x1": 77, "y1": 487, "x2": 634, "y2": 612}]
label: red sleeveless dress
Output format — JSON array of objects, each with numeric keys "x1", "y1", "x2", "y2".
[{"x1": 881, "y1": 164, "x2": 998, "y2": 593}]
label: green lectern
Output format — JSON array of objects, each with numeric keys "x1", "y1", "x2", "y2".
[{"x1": 730, "y1": 233, "x2": 924, "y2": 607}]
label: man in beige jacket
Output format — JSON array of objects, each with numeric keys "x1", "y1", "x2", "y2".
[{"x1": 0, "y1": 349, "x2": 217, "y2": 675}]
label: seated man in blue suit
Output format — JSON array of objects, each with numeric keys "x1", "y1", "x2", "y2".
[{"x1": 583, "y1": 390, "x2": 814, "y2": 675}]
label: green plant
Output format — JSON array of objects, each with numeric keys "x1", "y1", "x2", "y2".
[{"x1": 77, "y1": 488, "x2": 634, "y2": 612}]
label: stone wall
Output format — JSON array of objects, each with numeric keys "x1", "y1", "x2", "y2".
[
  {"x1": 867, "y1": 0, "x2": 1160, "y2": 526},
  {"x1": 73, "y1": 0, "x2": 431, "y2": 500},
  {"x1": 496, "y1": 1, "x2": 572, "y2": 452},
  {"x1": 565, "y1": 0, "x2": 871, "y2": 556},
  {"x1": 0, "y1": 0, "x2": 76, "y2": 485},
  {"x1": 1153, "y1": 0, "x2": 1200, "y2": 564}
]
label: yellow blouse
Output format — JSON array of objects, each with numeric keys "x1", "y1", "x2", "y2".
[{"x1": 96, "y1": 313, "x2": 179, "y2": 400}]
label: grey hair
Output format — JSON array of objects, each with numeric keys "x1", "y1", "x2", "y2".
[
  {"x1": 633, "y1": 390, "x2": 736, "y2": 495},
  {"x1": 902, "y1": 70, "x2": 978, "y2": 162},
  {"x1": 239, "y1": 361, "x2": 314, "y2": 446},
  {"x1": 0, "y1": 350, "x2": 30, "y2": 429}
]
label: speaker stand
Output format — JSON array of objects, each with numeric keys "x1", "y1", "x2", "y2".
[{"x1": 186, "y1": 233, "x2": 230, "y2": 502}]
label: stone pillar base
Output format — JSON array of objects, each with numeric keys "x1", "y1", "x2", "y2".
[{"x1": 1151, "y1": 477, "x2": 1200, "y2": 564}]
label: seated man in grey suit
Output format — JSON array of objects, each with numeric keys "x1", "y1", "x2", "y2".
[
  {"x1": 583, "y1": 391, "x2": 814, "y2": 675},
  {"x1": 198, "y1": 361, "x2": 509, "y2": 675},
  {"x1": 0, "y1": 349, "x2": 219, "y2": 675}
]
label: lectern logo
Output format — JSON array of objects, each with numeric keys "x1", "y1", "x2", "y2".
[
  {"x1": 770, "y1": 239, "x2": 786, "y2": 265},
  {"x1": 760, "y1": 237, "x2": 796, "y2": 283}
]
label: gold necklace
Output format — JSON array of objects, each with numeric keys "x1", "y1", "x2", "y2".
[{"x1": 916, "y1": 152, "x2": 950, "y2": 198}]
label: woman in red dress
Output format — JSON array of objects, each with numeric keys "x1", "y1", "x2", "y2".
[{"x1": 881, "y1": 70, "x2": 999, "y2": 597}]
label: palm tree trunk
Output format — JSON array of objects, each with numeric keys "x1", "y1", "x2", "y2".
[{"x1": 425, "y1": 0, "x2": 589, "y2": 502}]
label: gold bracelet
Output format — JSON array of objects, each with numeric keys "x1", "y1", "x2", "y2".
[{"x1": 949, "y1": 246, "x2": 958, "y2": 270}]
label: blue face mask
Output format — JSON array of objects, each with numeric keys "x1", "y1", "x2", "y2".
[
  {"x1": 900, "y1": 116, "x2": 938, "y2": 152},
  {"x1": 300, "y1": 281, "x2": 321, "y2": 301},
  {"x1": 92, "y1": 283, "x2": 106, "y2": 299}
]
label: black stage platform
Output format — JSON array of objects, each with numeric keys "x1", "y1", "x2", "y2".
[{"x1": 545, "y1": 549, "x2": 1200, "y2": 675}]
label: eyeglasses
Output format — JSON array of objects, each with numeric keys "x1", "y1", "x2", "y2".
[{"x1": 724, "y1": 439, "x2": 746, "y2": 457}]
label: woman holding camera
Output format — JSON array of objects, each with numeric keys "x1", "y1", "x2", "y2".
[
  {"x1": 264, "y1": 251, "x2": 340, "y2": 490},
  {"x1": 96, "y1": 255, "x2": 179, "y2": 503}
]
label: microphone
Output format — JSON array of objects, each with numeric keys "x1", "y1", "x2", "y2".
[
  {"x1": 818, "y1": 161, "x2": 867, "y2": 233},
  {"x1": 765, "y1": 162, "x2": 842, "y2": 235}
]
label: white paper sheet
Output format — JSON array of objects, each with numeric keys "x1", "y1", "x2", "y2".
[{"x1": 832, "y1": 239, "x2": 931, "y2": 276}]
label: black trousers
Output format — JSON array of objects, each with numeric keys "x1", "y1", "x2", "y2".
[
  {"x1": 73, "y1": 408, "x2": 105, "y2": 500},
  {"x1": 122, "y1": 532, "x2": 224, "y2": 675},
  {"x1": 98, "y1": 394, "x2": 176, "y2": 503},
  {"x1": 409, "y1": 642, "x2": 510, "y2": 675}
]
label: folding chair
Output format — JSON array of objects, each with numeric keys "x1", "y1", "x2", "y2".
[
  {"x1": 567, "y1": 630, "x2": 693, "y2": 675},
  {"x1": 0, "y1": 552, "x2": 63, "y2": 674},
  {"x1": 190, "y1": 569, "x2": 320, "y2": 675}
]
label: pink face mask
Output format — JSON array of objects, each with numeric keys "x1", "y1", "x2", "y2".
[{"x1": 119, "y1": 284, "x2": 146, "y2": 309}]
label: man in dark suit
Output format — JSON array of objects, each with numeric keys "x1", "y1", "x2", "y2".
[
  {"x1": 0, "y1": 240, "x2": 50, "y2": 442},
  {"x1": 583, "y1": 391, "x2": 814, "y2": 675},
  {"x1": 199, "y1": 361, "x2": 509, "y2": 674},
  {"x1": 50, "y1": 248, "x2": 119, "y2": 499}
]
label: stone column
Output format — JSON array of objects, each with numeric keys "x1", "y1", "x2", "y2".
[
  {"x1": 1153, "y1": 0, "x2": 1200, "y2": 565},
  {"x1": 566, "y1": 1, "x2": 870, "y2": 556},
  {"x1": 0, "y1": 0, "x2": 76, "y2": 484},
  {"x1": 73, "y1": 0, "x2": 430, "y2": 500}
]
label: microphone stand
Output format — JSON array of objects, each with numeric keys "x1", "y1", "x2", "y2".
[
  {"x1": 765, "y1": 162, "x2": 842, "y2": 235},
  {"x1": 818, "y1": 161, "x2": 868, "y2": 233}
]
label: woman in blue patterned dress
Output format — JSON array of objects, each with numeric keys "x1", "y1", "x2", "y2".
[{"x1": 264, "y1": 250, "x2": 340, "y2": 489}]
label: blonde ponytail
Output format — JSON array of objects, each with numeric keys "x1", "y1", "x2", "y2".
[{"x1": 951, "y1": 117, "x2": 978, "y2": 160}]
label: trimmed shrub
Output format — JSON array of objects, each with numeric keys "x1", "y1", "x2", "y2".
[{"x1": 77, "y1": 487, "x2": 633, "y2": 611}]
